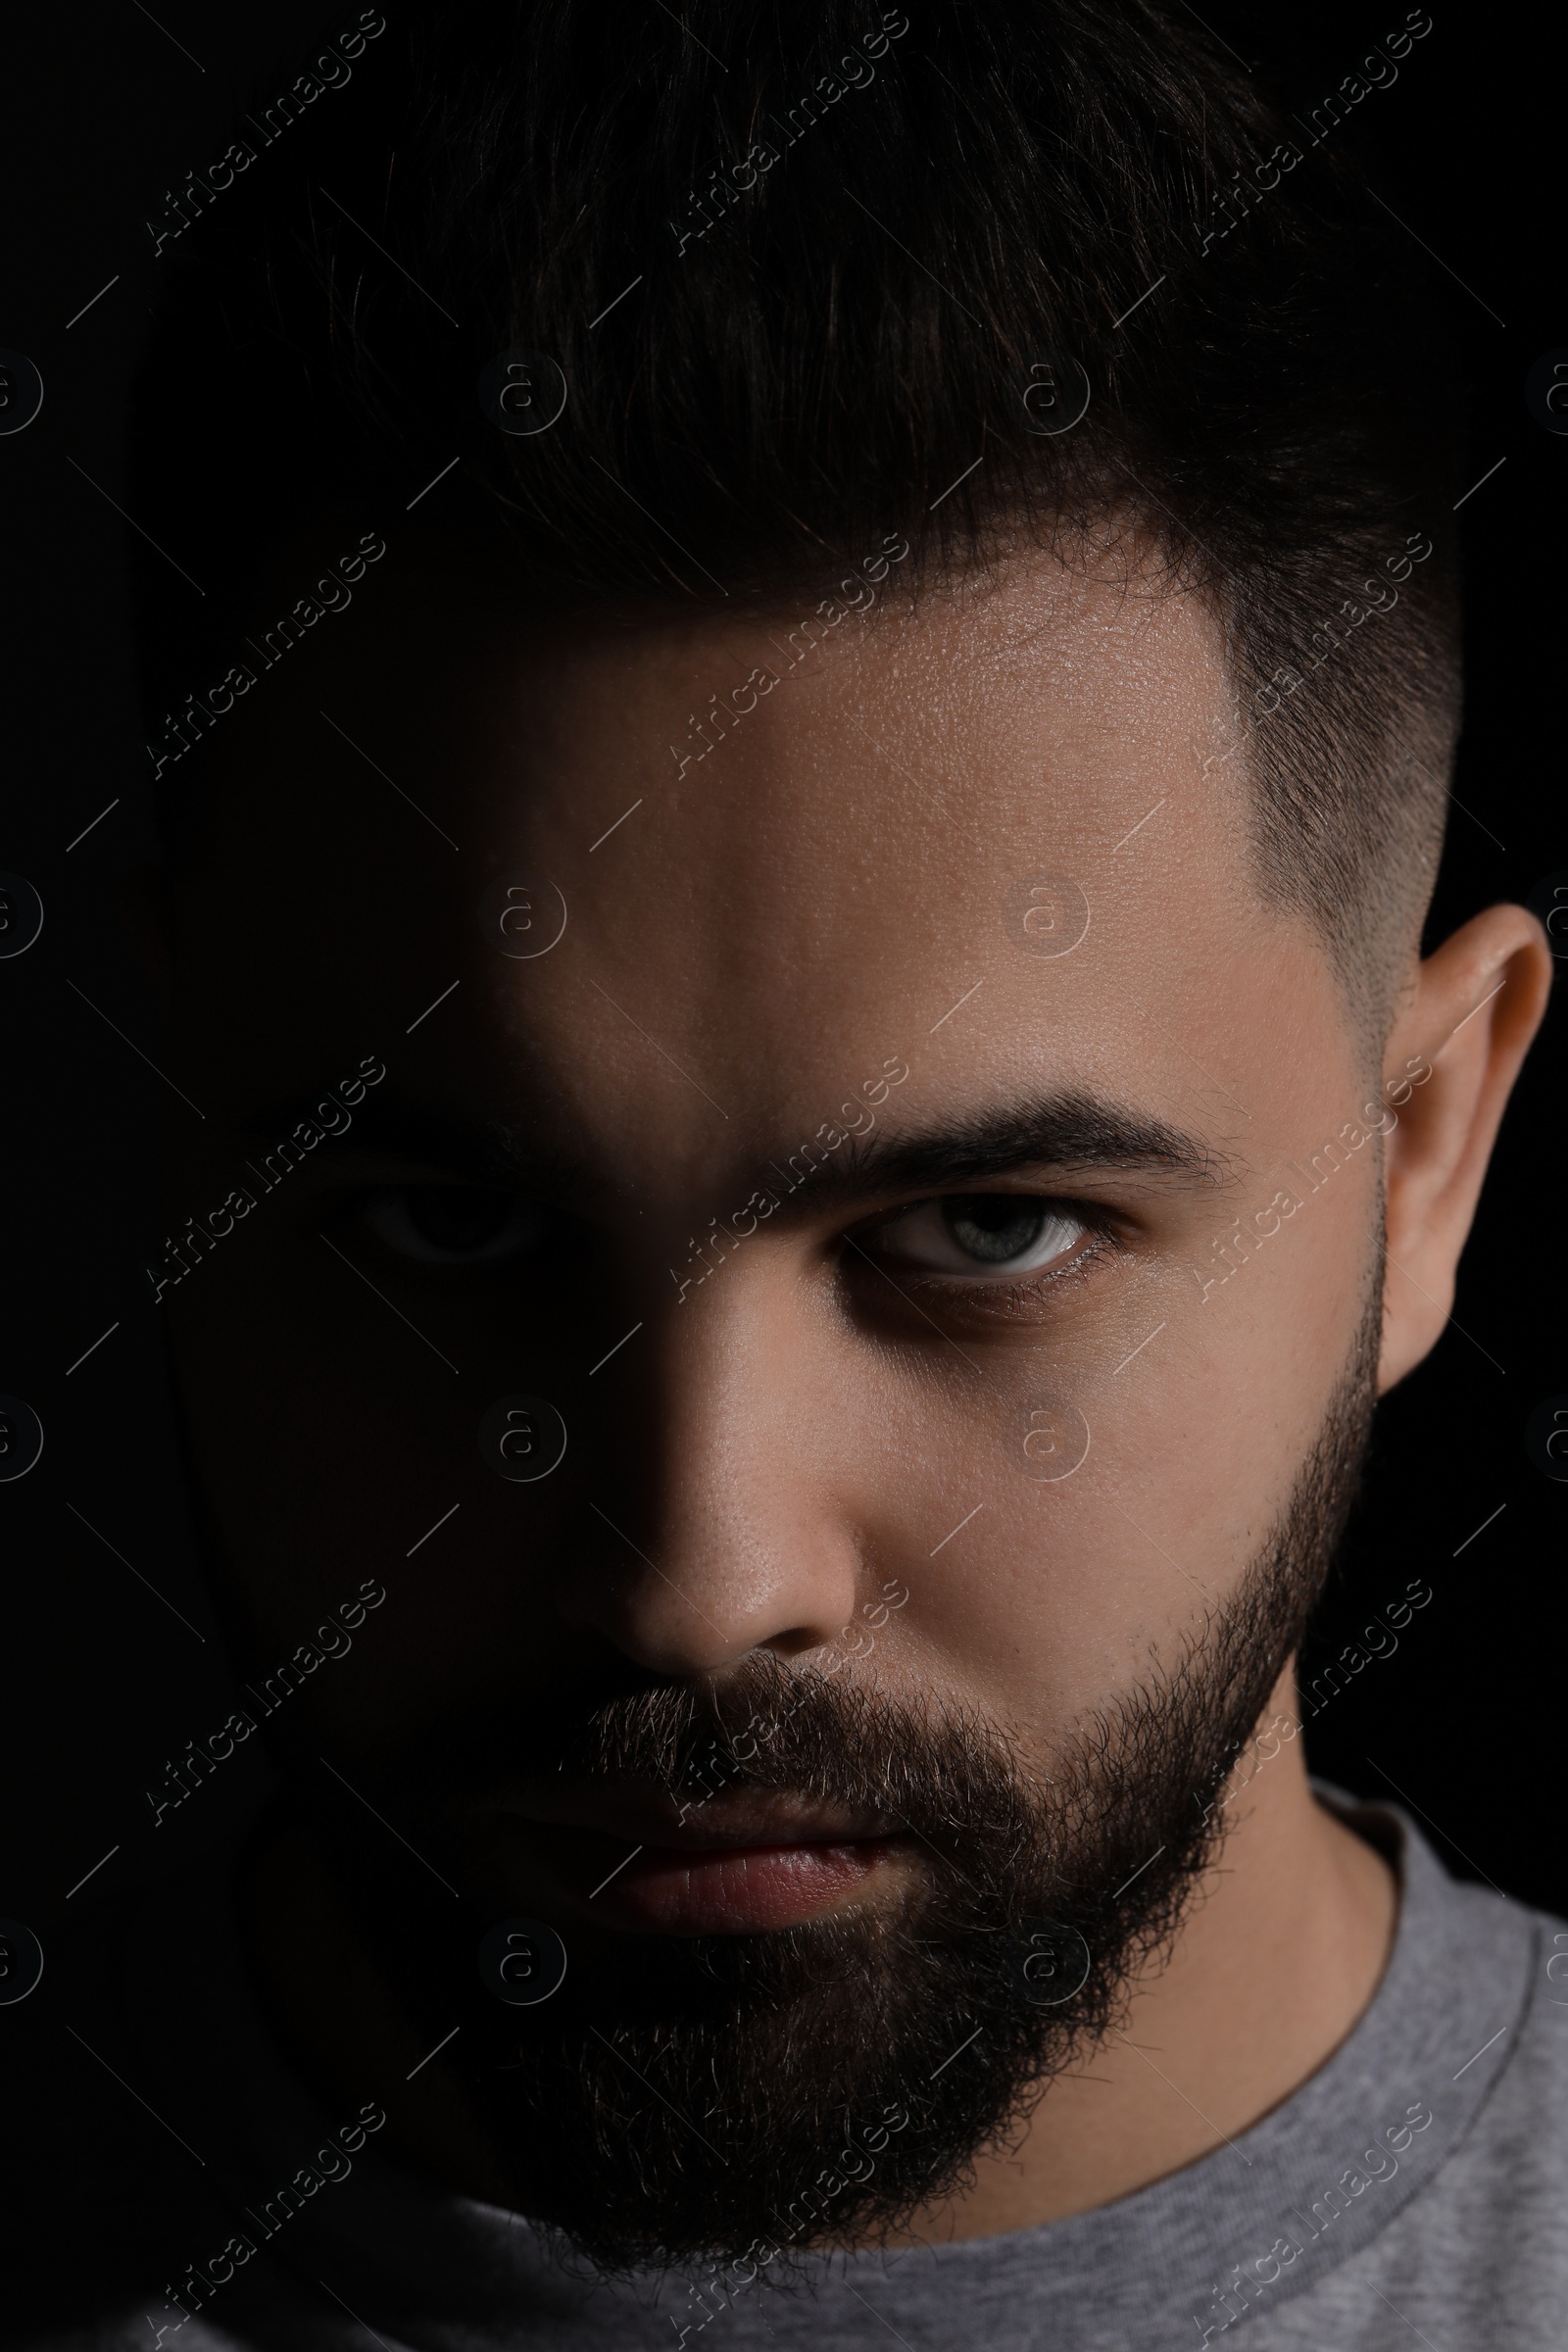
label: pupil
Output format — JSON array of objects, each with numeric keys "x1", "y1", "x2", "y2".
[
  {"x1": 408, "y1": 1188, "x2": 513, "y2": 1251},
  {"x1": 944, "y1": 1198, "x2": 1047, "y2": 1264}
]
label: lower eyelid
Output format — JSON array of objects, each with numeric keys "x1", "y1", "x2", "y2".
[{"x1": 907, "y1": 1229, "x2": 1114, "y2": 1297}]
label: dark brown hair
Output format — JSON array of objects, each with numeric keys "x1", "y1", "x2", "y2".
[{"x1": 128, "y1": 0, "x2": 1461, "y2": 1028}]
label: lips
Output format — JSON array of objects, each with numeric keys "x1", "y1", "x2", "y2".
[
  {"x1": 481, "y1": 1779, "x2": 914, "y2": 1936},
  {"x1": 586, "y1": 1837, "x2": 902, "y2": 1935}
]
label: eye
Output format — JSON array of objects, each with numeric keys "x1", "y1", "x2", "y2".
[
  {"x1": 865, "y1": 1195, "x2": 1091, "y2": 1280},
  {"x1": 356, "y1": 1186, "x2": 544, "y2": 1265}
]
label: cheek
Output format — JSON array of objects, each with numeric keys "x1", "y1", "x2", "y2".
[
  {"x1": 1133, "y1": 1176, "x2": 1370, "y2": 1549},
  {"x1": 880, "y1": 1414, "x2": 1218, "y2": 1731},
  {"x1": 859, "y1": 1178, "x2": 1371, "y2": 1738}
]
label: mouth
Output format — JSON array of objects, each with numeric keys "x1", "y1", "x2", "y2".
[
  {"x1": 576, "y1": 1836, "x2": 907, "y2": 1934},
  {"x1": 475, "y1": 1780, "x2": 917, "y2": 1936}
]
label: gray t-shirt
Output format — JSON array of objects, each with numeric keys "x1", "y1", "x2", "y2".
[{"x1": 17, "y1": 1792, "x2": 1568, "y2": 2350}]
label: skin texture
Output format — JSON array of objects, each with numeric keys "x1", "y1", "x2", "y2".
[{"x1": 148, "y1": 536, "x2": 1550, "y2": 2239}]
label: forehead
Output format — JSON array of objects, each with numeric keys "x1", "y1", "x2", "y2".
[
  {"x1": 485, "y1": 554, "x2": 1232, "y2": 957},
  {"x1": 181, "y1": 545, "x2": 1328, "y2": 1167}
]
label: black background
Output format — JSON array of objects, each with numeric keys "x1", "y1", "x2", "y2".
[{"x1": 2, "y1": 3, "x2": 1563, "y2": 1937}]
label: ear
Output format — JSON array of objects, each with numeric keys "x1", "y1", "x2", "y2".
[
  {"x1": 117, "y1": 863, "x2": 174, "y2": 1005},
  {"x1": 1377, "y1": 905, "x2": 1552, "y2": 1392}
]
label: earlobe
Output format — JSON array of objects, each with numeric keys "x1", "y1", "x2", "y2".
[
  {"x1": 117, "y1": 863, "x2": 175, "y2": 1005},
  {"x1": 1376, "y1": 905, "x2": 1551, "y2": 1392}
]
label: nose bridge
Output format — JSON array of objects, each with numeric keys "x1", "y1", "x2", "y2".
[
  {"x1": 569, "y1": 1260, "x2": 863, "y2": 1675},
  {"x1": 662, "y1": 1282, "x2": 810, "y2": 1564}
]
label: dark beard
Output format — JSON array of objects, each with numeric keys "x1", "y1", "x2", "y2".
[{"x1": 286, "y1": 1289, "x2": 1379, "y2": 2278}]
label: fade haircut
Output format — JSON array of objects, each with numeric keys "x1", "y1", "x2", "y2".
[{"x1": 127, "y1": 0, "x2": 1461, "y2": 1038}]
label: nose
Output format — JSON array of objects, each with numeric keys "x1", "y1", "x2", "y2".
[{"x1": 555, "y1": 1260, "x2": 863, "y2": 1677}]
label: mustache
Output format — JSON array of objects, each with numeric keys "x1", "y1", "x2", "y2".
[{"x1": 375, "y1": 1649, "x2": 1039, "y2": 1855}]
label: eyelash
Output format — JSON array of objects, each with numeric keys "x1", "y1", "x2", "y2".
[
  {"x1": 918, "y1": 1230, "x2": 1116, "y2": 1303},
  {"x1": 858, "y1": 1201, "x2": 1125, "y2": 1314}
]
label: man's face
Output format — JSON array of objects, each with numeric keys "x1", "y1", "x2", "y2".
[{"x1": 161, "y1": 543, "x2": 1383, "y2": 2253}]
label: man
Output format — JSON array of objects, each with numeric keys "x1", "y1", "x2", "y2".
[{"x1": 6, "y1": 3, "x2": 1559, "y2": 2347}]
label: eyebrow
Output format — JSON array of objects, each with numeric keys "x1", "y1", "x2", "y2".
[
  {"x1": 240, "y1": 1087, "x2": 1225, "y2": 1206},
  {"x1": 794, "y1": 1097, "x2": 1222, "y2": 1205}
]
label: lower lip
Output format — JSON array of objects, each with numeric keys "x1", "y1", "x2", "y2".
[{"x1": 592, "y1": 1839, "x2": 897, "y2": 1935}]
